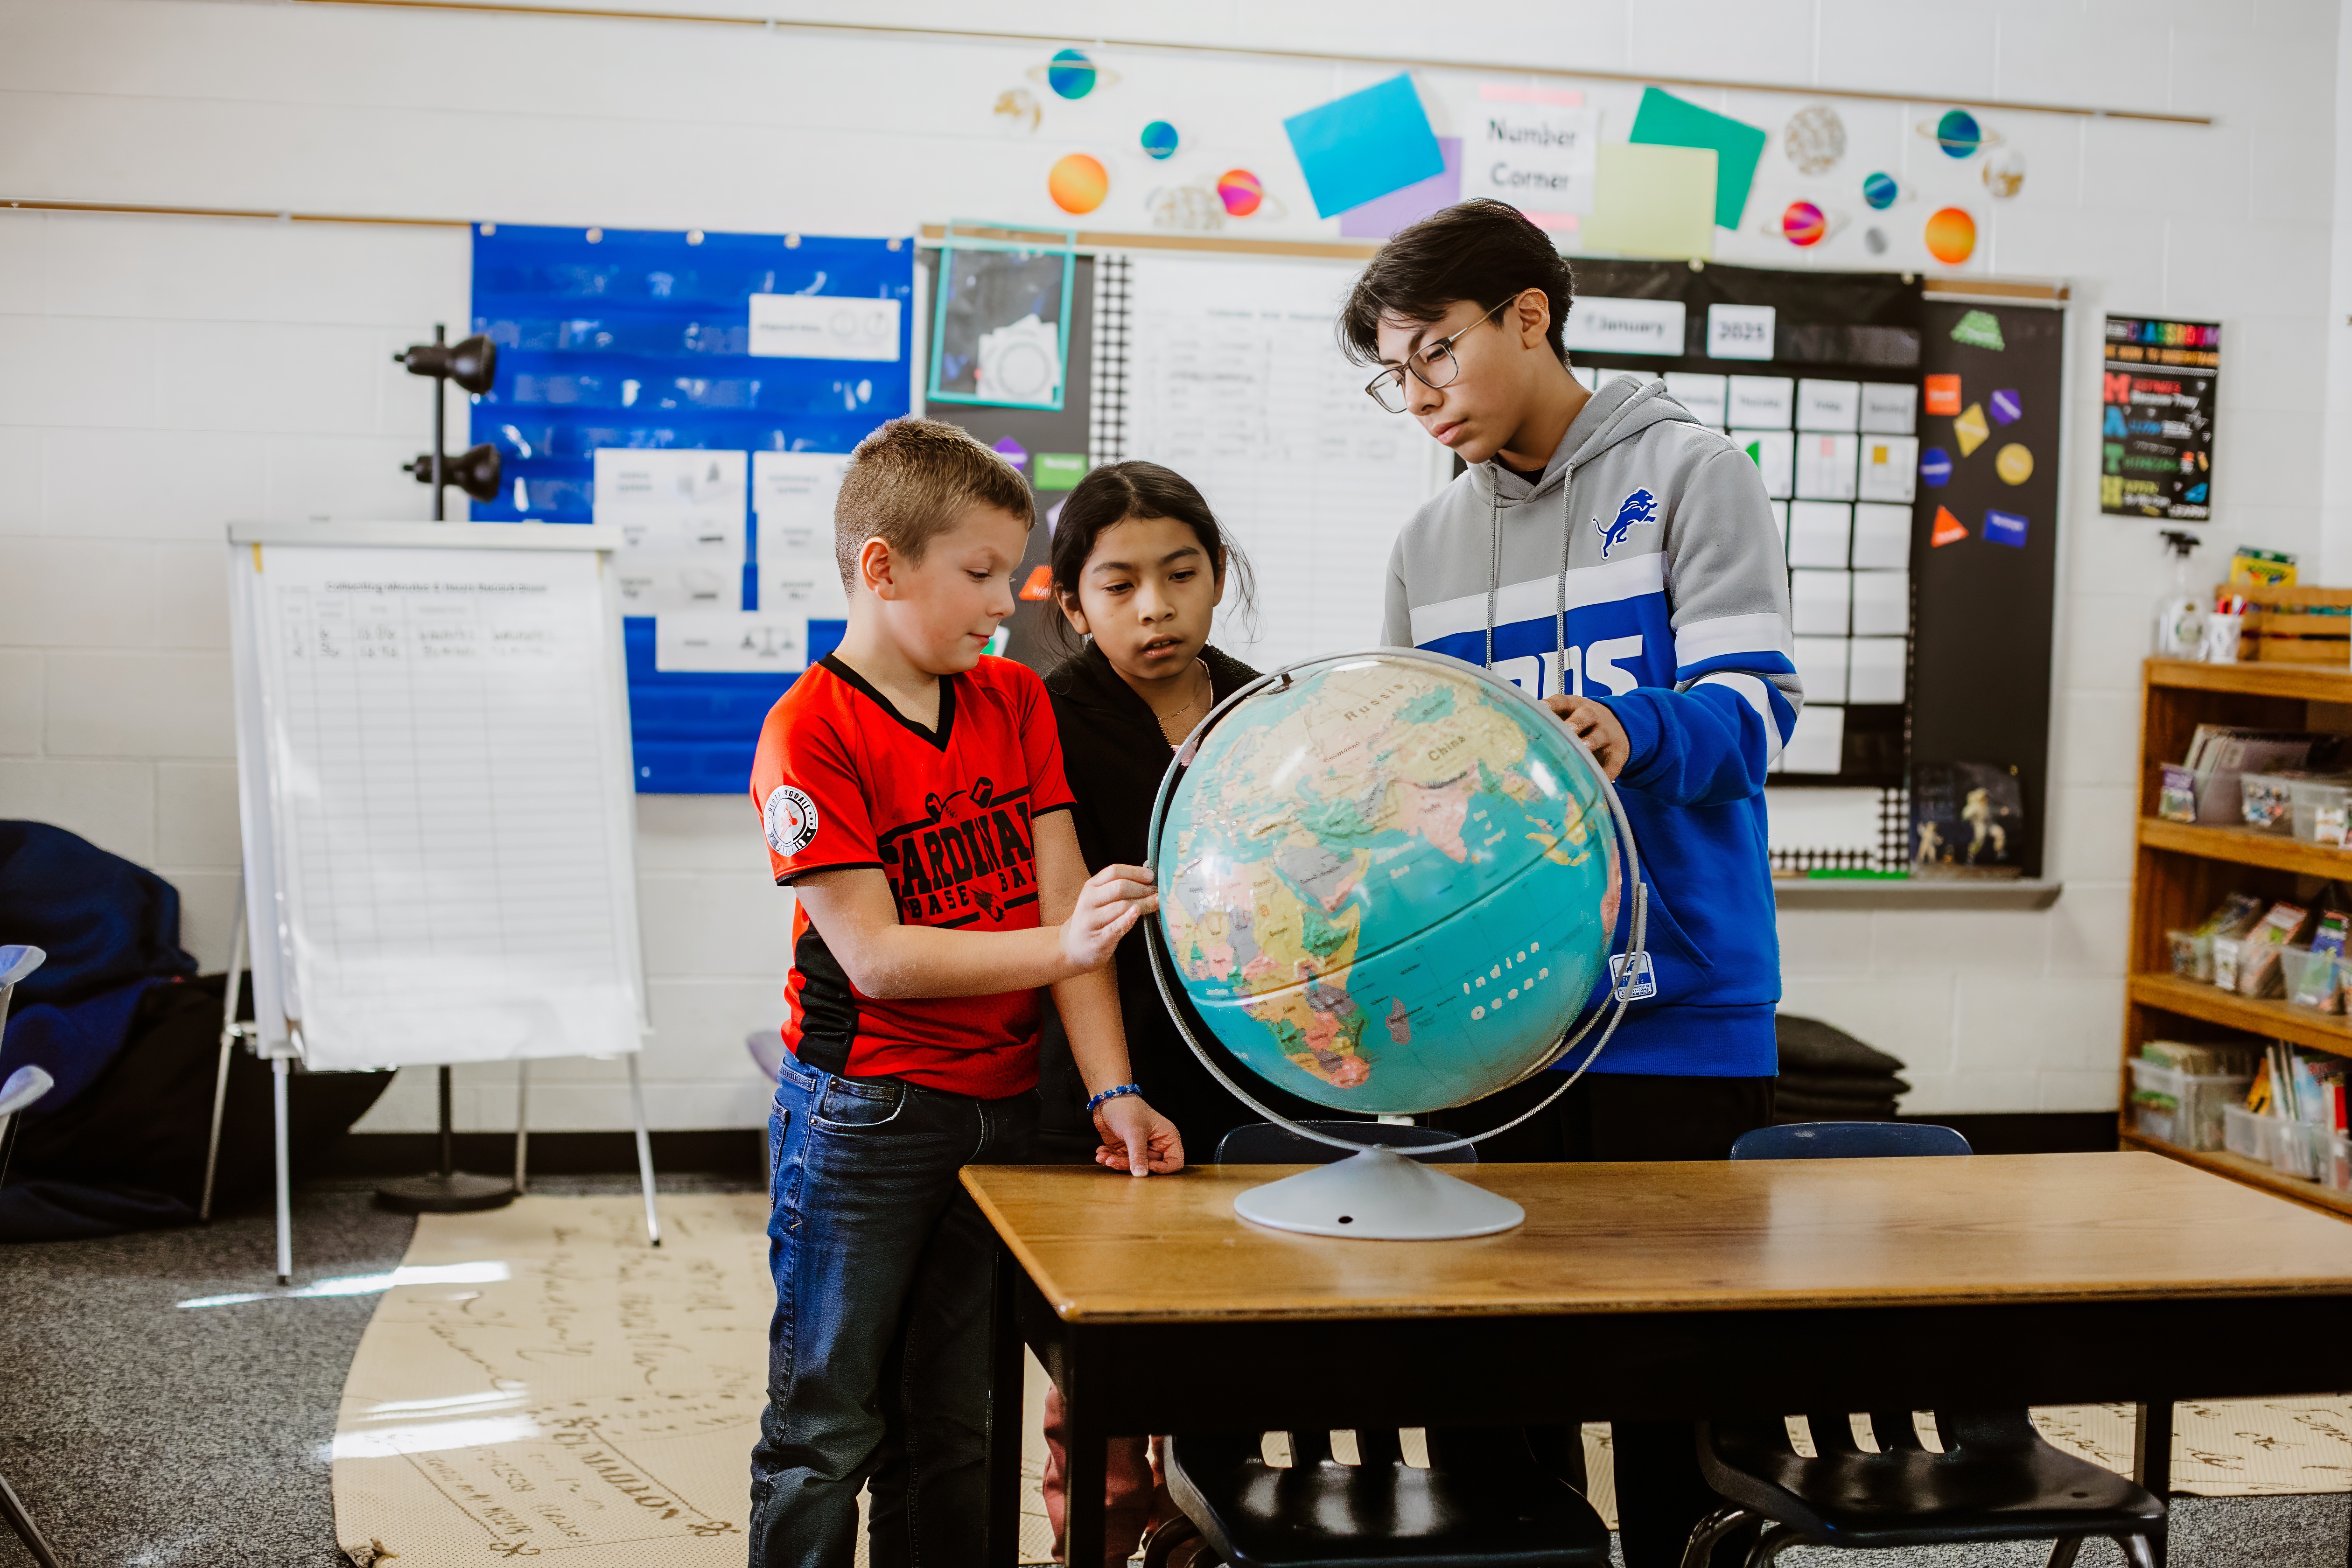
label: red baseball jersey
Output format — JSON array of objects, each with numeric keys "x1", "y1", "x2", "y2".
[{"x1": 749, "y1": 653, "x2": 1075, "y2": 1097}]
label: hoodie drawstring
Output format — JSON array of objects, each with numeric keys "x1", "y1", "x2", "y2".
[{"x1": 1481, "y1": 462, "x2": 1577, "y2": 698}]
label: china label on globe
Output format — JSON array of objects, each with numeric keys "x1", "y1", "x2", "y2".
[{"x1": 1156, "y1": 654, "x2": 1620, "y2": 1116}]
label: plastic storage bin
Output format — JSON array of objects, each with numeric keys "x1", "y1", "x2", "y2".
[
  {"x1": 2129, "y1": 1060, "x2": 2254, "y2": 1150},
  {"x1": 2290, "y1": 775, "x2": 2352, "y2": 843},
  {"x1": 2280, "y1": 944, "x2": 2344, "y2": 1011},
  {"x1": 2323, "y1": 1130, "x2": 2352, "y2": 1195},
  {"x1": 2165, "y1": 928, "x2": 2216, "y2": 982},
  {"x1": 2240, "y1": 770, "x2": 2301, "y2": 832},
  {"x1": 2224, "y1": 1103, "x2": 2274, "y2": 1162},
  {"x1": 2272, "y1": 1119, "x2": 2322, "y2": 1181}
]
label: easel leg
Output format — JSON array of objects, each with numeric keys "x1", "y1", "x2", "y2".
[
  {"x1": 272, "y1": 1055, "x2": 293, "y2": 1285},
  {"x1": 626, "y1": 1053, "x2": 660, "y2": 1246},
  {"x1": 201, "y1": 885, "x2": 248, "y2": 1224},
  {"x1": 2133, "y1": 1400, "x2": 2172, "y2": 1568},
  {"x1": 513, "y1": 1059, "x2": 530, "y2": 1196}
]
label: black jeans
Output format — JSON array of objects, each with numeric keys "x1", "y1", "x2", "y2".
[
  {"x1": 748, "y1": 1059, "x2": 1038, "y2": 1568},
  {"x1": 1433, "y1": 1070, "x2": 1777, "y2": 1568}
]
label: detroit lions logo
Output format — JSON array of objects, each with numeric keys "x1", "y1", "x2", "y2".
[{"x1": 1597, "y1": 488, "x2": 1659, "y2": 559}]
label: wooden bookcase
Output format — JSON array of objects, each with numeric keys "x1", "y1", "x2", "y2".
[{"x1": 2122, "y1": 658, "x2": 2352, "y2": 1218}]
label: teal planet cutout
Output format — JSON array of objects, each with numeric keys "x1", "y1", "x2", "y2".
[
  {"x1": 1047, "y1": 48, "x2": 1097, "y2": 100},
  {"x1": 1141, "y1": 120, "x2": 1178, "y2": 160},
  {"x1": 1935, "y1": 109, "x2": 1982, "y2": 158},
  {"x1": 1863, "y1": 170, "x2": 1898, "y2": 210}
]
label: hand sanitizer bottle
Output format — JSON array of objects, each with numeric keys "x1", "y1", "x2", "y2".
[{"x1": 2153, "y1": 530, "x2": 2204, "y2": 658}]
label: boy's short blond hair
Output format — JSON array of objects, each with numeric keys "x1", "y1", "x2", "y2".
[{"x1": 834, "y1": 417, "x2": 1035, "y2": 587}]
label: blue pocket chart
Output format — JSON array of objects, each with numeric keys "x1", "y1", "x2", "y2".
[{"x1": 470, "y1": 224, "x2": 914, "y2": 793}]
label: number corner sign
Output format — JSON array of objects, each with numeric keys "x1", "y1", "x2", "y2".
[{"x1": 1707, "y1": 303, "x2": 1777, "y2": 362}]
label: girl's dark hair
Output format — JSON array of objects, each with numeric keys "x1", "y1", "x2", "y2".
[
  {"x1": 1046, "y1": 461, "x2": 1255, "y2": 653},
  {"x1": 1337, "y1": 198, "x2": 1575, "y2": 364}
]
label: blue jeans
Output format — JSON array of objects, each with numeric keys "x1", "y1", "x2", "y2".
[{"x1": 749, "y1": 1058, "x2": 1038, "y2": 1568}]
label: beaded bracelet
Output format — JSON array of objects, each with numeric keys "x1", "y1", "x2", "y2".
[{"x1": 1086, "y1": 1083, "x2": 1142, "y2": 1114}]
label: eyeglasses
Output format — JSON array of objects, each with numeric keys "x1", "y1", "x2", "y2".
[{"x1": 1363, "y1": 298, "x2": 1514, "y2": 414}]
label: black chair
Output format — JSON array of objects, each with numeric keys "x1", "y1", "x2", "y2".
[
  {"x1": 0, "y1": 945, "x2": 67, "y2": 1568},
  {"x1": 1682, "y1": 1122, "x2": 2164, "y2": 1568},
  {"x1": 1144, "y1": 1123, "x2": 1609, "y2": 1568}
]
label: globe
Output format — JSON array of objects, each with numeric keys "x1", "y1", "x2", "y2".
[{"x1": 1151, "y1": 651, "x2": 1622, "y2": 1123}]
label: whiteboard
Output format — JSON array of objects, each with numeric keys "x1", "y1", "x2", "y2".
[
  {"x1": 227, "y1": 522, "x2": 647, "y2": 1071},
  {"x1": 1121, "y1": 254, "x2": 1450, "y2": 671}
]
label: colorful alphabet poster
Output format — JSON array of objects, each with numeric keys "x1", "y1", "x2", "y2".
[{"x1": 2100, "y1": 316, "x2": 2219, "y2": 521}]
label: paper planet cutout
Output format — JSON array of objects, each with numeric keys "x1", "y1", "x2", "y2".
[
  {"x1": 1780, "y1": 201, "x2": 1828, "y2": 246},
  {"x1": 993, "y1": 88, "x2": 1040, "y2": 133},
  {"x1": 1922, "y1": 107, "x2": 2002, "y2": 159},
  {"x1": 1924, "y1": 206, "x2": 1977, "y2": 264},
  {"x1": 1784, "y1": 105, "x2": 1847, "y2": 175},
  {"x1": 1048, "y1": 153, "x2": 1110, "y2": 215},
  {"x1": 1141, "y1": 120, "x2": 1178, "y2": 160},
  {"x1": 1863, "y1": 227, "x2": 1888, "y2": 255},
  {"x1": 1982, "y1": 148, "x2": 2027, "y2": 199},
  {"x1": 1990, "y1": 388, "x2": 2023, "y2": 425},
  {"x1": 1863, "y1": 171, "x2": 1900, "y2": 210},
  {"x1": 1920, "y1": 448, "x2": 1953, "y2": 487},
  {"x1": 1216, "y1": 168, "x2": 1264, "y2": 217},
  {"x1": 1995, "y1": 443, "x2": 2034, "y2": 485},
  {"x1": 1045, "y1": 48, "x2": 1099, "y2": 99}
]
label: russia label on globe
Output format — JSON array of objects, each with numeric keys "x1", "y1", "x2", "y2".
[{"x1": 1158, "y1": 653, "x2": 1620, "y2": 1116}]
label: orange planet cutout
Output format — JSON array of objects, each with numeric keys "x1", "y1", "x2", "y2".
[
  {"x1": 1924, "y1": 206, "x2": 1976, "y2": 265},
  {"x1": 1048, "y1": 153, "x2": 1109, "y2": 215}
]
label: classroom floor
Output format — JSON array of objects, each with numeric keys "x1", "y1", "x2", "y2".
[{"x1": 0, "y1": 1180, "x2": 2345, "y2": 1568}]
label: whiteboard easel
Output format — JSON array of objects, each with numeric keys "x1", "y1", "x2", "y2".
[{"x1": 226, "y1": 520, "x2": 659, "y2": 1282}]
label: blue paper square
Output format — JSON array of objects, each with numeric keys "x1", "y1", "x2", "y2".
[
  {"x1": 1283, "y1": 75, "x2": 1445, "y2": 219},
  {"x1": 1984, "y1": 509, "x2": 2029, "y2": 548}
]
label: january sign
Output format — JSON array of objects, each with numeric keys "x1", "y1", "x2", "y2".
[{"x1": 2100, "y1": 315, "x2": 2219, "y2": 521}]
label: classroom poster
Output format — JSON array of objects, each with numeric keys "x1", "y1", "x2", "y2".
[{"x1": 2100, "y1": 316, "x2": 2219, "y2": 521}]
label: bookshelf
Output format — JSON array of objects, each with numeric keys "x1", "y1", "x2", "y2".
[{"x1": 2123, "y1": 658, "x2": 2352, "y2": 1219}]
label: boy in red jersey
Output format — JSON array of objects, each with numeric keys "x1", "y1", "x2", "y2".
[{"x1": 747, "y1": 418, "x2": 1182, "y2": 1568}]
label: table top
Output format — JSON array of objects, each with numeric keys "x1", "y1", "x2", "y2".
[{"x1": 961, "y1": 1153, "x2": 2352, "y2": 1324}]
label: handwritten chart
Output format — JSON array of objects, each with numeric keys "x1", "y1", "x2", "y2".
[
  {"x1": 245, "y1": 539, "x2": 643, "y2": 1070},
  {"x1": 1123, "y1": 255, "x2": 1446, "y2": 672}
]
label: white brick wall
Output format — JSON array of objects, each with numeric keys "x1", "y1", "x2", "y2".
[{"x1": 0, "y1": 0, "x2": 2341, "y2": 1127}]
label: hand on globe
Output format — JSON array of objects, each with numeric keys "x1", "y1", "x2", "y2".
[
  {"x1": 1541, "y1": 693, "x2": 1631, "y2": 779},
  {"x1": 1060, "y1": 861, "x2": 1159, "y2": 974},
  {"x1": 1092, "y1": 1092, "x2": 1185, "y2": 1177}
]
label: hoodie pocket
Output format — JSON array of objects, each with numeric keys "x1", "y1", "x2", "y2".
[{"x1": 1618, "y1": 873, "x2": 1713, "y2": 1004}]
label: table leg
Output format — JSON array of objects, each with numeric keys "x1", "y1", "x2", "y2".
[
  {"x1": 986, "y1": 1240, "x2": 1023, "y2": 1568},
  {"x1": 1063, "y1": 1353, "x2": 1107, "y2": 1568},
  {"x1": 2133, "y1": 1400, "x2": 2171, "y2": 1568}
]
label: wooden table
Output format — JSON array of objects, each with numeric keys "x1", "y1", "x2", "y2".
[{"x1": 964, "y1": 1153, "x2": 2352, "y2": 1568}]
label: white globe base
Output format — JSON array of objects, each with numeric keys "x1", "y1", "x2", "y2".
[{"x1": 1232, "y1": 1147, "x2": 1526, "y2": 1240}]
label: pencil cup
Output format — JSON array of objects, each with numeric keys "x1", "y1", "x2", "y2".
[{"x1": 2200, "y1": 611, "x2": 2243, "y2": 663}]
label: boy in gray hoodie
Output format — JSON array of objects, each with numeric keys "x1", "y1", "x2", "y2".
[{"x1": 1340, "y1": 198, "x2": 1799, "y2": 1568}]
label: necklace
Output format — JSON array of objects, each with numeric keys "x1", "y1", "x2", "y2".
[{"x1": 1153, "y1": 658, "x2": 1212, "y2": 742}]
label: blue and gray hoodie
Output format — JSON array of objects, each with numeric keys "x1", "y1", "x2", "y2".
[{"x1": 1382, "y1": 376, "x2": 1799, "y2": 1078}]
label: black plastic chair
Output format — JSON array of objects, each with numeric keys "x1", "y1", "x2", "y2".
[
  {"x1": 1148, "y1": 1123, "x2": 1606, "y2": 1568},
  {"x1": 1682, "y1": 1122, "x2": 2164, "y2": 1568},
  {"x1": 0, "y1": 945, "x2": 67, "y2": 1568}
]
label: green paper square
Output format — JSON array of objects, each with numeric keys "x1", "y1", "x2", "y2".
[
  {"x1": 1628, "y1": 87, "x2": 1767, "y2": 231},
  {"x1": 1035, "y1": 453, "x2": 1088, "y2": 491}
]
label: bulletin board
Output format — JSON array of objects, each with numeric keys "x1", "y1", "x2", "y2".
[{"x1": 469, "y1": 224, "x2": 915, "y2": 793}]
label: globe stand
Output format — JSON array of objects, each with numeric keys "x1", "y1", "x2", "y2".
[
  {"x1": 1230, "y1": 1146, "x2": 1525, "y2": 1240},
  {"x1": 1146, "y1": 647, "x2": 1653, "y2": 1244}
]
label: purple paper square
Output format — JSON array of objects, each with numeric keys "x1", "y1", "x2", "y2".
[{"x1": 1338, "y1": 138, "x2": 1463, "y2": 240}]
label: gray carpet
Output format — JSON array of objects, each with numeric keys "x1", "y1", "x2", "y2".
[{"x1": 0, "y1": 1180, "x2": 2343, "y2": 1568}]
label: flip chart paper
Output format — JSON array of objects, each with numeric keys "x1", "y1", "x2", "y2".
[
  {"x1": 1580, "y1": 143, "x2": 1716, "y2": 260},
  {"x1": 1283, "y1": 74, "x2": 1445, "y2": 218},
  {"x1": 1628, "y1": 87, "x2": 1768, "y2": 228}
]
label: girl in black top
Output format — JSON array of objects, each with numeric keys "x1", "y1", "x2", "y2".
[{"x1": 1041, "y1": 461, "x2": 1330, "y2": 1160}]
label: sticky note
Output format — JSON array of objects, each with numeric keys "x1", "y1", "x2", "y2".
[
  {"x1": 1628, "y1": 87, "x2": 1768, "y2": 229},
  {"x1": 1924, "y1": 375, "x2": 1962, "y2": 417},
  {"x1": 1983, "y1": 509, "x2": 2029, "y2": 548},
  {"x1": 1581, "y1": 142, "x2": 1717, "y2": 259},
  {"x1": 1953, "y1": 402, "x2": 1990, "y2": 457},
  {"x1": 1338, "y1": 136, "x2": 1463, "y2": 238},
  {"x1": 1283, "y1": 74, "x2": 1445, "y2": 218},
  {"x1": 1034, "y1": 453, "x2": 1088, "y2": 490},
  {"x1": 1931, "y1": 505, "x2": 1968, "y2": 546}
]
